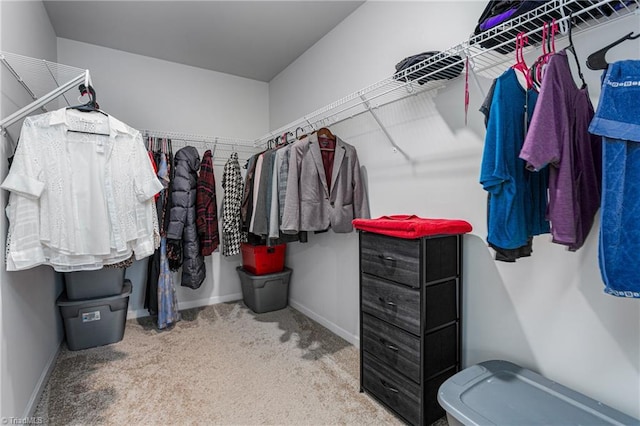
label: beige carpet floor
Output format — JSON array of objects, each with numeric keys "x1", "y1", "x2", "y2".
[{"x1": 35, "y1": 302, "x2": 448, "y2": 425}]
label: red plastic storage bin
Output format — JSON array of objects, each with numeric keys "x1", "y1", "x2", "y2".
[{"x1": 241, "y1": 243, "x2": 286, "y2": 275}]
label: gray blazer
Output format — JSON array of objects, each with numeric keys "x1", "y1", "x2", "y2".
[{"x1": 282, "y1": 133, "x2": 370, "y2": 233}]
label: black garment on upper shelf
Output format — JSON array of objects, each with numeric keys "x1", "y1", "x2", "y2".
[
  {"x1": 471, "y1": 1, "x2": 630, "y2": 55},
  {"x1": 394, "y1": 51, "x2": 464, "y2": 84},
  {"x1": 472, "y1": 1, "x2": 553, "y2": 54}
]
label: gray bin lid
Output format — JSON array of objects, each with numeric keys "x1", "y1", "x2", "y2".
[
  {"x1": 57, "y1": 280, "x2": 132, "y2": 306},
  {"x1": 438, "y1": 360, "x2": 639, "y2": 426}
]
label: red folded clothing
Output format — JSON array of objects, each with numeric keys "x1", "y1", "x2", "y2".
[{"x1": 352, "y1": 215, "x2": 472, "y2": 239}]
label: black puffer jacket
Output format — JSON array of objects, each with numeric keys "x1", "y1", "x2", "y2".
[{"x1": 167, "y1": 147, "x2": 205, "y2": 289}]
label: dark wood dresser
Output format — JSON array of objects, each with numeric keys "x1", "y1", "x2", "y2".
[{"x1": 359, "y1": 231, "x2": 463, "y2": 425}]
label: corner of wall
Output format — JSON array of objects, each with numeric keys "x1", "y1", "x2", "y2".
[{"x1": 1, "y1": 0, "x2": 62, "y2": 419}]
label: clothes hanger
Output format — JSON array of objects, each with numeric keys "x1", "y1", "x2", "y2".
[
  {"x1": 586, "y1": 31, "x2": 640, "y2": 70},
  {"x1": 66, "y1": 84, "x2": 110, "y2": 136},
  {"x1": 295, "y1": 127, "x2": 306, "y2": 140},
  {"x1": 529, "y1": 23, "x2": 549, "y2": 90},
  {"x1": 67, "y1": 84, "x2": 107, "y2": 115},
  {"x1": 276, "y1": 131, "x2": 293, "y2": 147},
  {"x1": 315, "y1": 127, "x2": 336, "y2": 151},
  {"x1": 535, "y1": 20, "x2": 557, "y2": 84},
  {"x1": 316, "y1": 127, "x2": 336, "y2": 141},
  {"x1": 512, "y1": 32, "x2": 533, "y2": 90},
  {"x1": 565, "y1": 13, "x2": 587, "y2": 88}
]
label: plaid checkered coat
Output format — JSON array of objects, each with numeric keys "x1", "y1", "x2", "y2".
[
  {"x1": 196, "y1": 150, "x2": 219, "y2": 256},
  {"x1": 222, "y1": 152, "x2": 243, "y2": 256}
]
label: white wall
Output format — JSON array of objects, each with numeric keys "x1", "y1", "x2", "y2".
[
  {"x1": 269, "y1": 1, "x2": 640, "y2": 419},
  {"x1": 0, "y1": 0, "x2": 64, "y2": 419},
  {"x1": 57, "y1": 38, "x2": 270, "y2": 316}
]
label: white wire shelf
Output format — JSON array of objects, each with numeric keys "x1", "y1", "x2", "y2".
[
  {"x1": 0, "y1": 51, "x2": 89, "y2": 130},
  {"x1": 254, "y1": 0, "x2": 640, "y2": 149},
  {"x1": 142, "y1": 130, "x2": 259, "y2": 165}
]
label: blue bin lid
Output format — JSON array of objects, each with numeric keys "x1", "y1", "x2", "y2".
[{"x1": 438, "y1": 360, "x2": 639, "y2": 426}]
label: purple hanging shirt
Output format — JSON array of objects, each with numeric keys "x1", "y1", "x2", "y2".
[{"x1": 519, "y1": 51, "x2": 602, "y2": 251}]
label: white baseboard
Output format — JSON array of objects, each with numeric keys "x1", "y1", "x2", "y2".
[
  {"x1": 127, "y1": 293, "x2": 243, "y2": 319},
  {"x1": 288, "y1": 299, "x2": 360, "y2": 348},
  {"x1": 24, "y1": 340, "x2": 61, "y2": 417}
]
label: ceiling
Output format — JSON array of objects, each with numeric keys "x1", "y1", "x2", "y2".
[{"x1": 43, "y1": 1, "x2": 364, "y2": 82}]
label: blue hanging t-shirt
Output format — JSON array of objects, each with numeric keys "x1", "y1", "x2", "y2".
[{"x1": 480, "y1": 68, "x2": 550, "y2": 250}]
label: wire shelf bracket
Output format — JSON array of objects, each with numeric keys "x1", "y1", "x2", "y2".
[
  {"x1": 359, "y1": 93, "x2": 412, "y2": 163},
  {"x1": 0, "y1": 52, "x2": 91, "y2": 134},
  {"x1": 254, "y1": 0, "x2": 640, "y2": 155}
]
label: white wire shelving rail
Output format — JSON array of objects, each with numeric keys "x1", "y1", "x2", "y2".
[
  {"x1": 142, "y1": 130, "x2": 258, "y2": 165},
  {"x1": 253, "y1": 0, "x2": 640, "y2": 157},
  {"x1": 0, "y1": 52, "x2": 262, "y2": 164},
  {"x1": 2, "y1": 0, "x2": 638, "y2": 159},
  {"x1": 0, "y1": 51, "x2": 90, "y2": 135}
]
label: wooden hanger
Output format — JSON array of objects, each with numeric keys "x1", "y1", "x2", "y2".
[
  {"x1": 316, "y1": 127, "x2": 336, "y2": 141},
  {"x1": 315, "y1": 127, "x2": 336, "y2": 151}
]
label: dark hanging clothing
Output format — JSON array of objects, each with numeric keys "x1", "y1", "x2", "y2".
[
  {"x1": 196, "y1": 150, "x2": 220, "y2": 256},
  {"x1": 144, "y1": 142, "x2": 178, "y2": 323},
  {"x1": 241, "y1": 154, "x2": 258, "y2": 233},
  {"x1": 167, "y1": 146, "x2": 205, "y2": 289}
]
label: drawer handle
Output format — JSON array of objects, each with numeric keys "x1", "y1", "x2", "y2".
[
  {"x1": 378, "y1": 297, "x2": 397, "y2": 307},
  {"x1": 378, "y1": 338, "x2": 399, "y2": 352},
  {"x1": 378, "y1": 254, "x2": 395, "y2": 262},
  {"x1": 380, "y1": 379, "x2": 399, "y2": 394}
]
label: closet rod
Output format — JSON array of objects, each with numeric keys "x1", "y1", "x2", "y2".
[
  {"x1": 42, "y1": 60, "x2": 72, "y2": 107},
  {"x1": 254, "y1": 0, "x2": 639, "y2": 150},
  {"x1": 0, "y1": 72, "x2": 86, "y2": 131},
  {"x1": 1, "y1": 54, "x2": 41, "y2": 107},
  {"x1": 0, "y1": 51, "x2": 90, "y2": 131},
  {"x1": 142, "y1": 130, "x2": 260, "y2": 166},
  {"x1": 164, "y1": 138, "x2": 258, "y2": 166},
  {"x1": 254, "y1": 62, "x2": 458, "y2": 147},
  {"x1": 142, "y1": 130, "x2": 256, "y2": 150}
]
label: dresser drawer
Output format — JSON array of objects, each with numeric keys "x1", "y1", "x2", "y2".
[
  {"x1": 362, "y1": 313, "x2": 421, "y2": 383},
  {"x1": 425, "y1": 323, "x2": 458, "y2": 378},
  {"x1": 361, "y1": 274, "x2": 420, "y2": 335},
  {"x1": 360, "y1": 232, "x2": 420, "y2": 287},
  {"x1": 425, "y1": 279, "x2": 458, "y2": 331},
  {"x1": 363, "y1": 351, "x2": 421, "y2": 426},
  {"x1": 424, "y1": 235, "x2": 459, "y2": 282}
]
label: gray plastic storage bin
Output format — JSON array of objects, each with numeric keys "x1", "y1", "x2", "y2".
[
  {"x1": 57, "y1": 281, "x2": 132, "y2": 351},
  {"x1": 237, "y1": 266, "x2": 291, "y2": 313},
  {"x1": 438, "y1": 360, "x2": 639, "y2": 426},
  {"x1": 64, "y1": 268, "x2": 125, "y2": 300}
]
